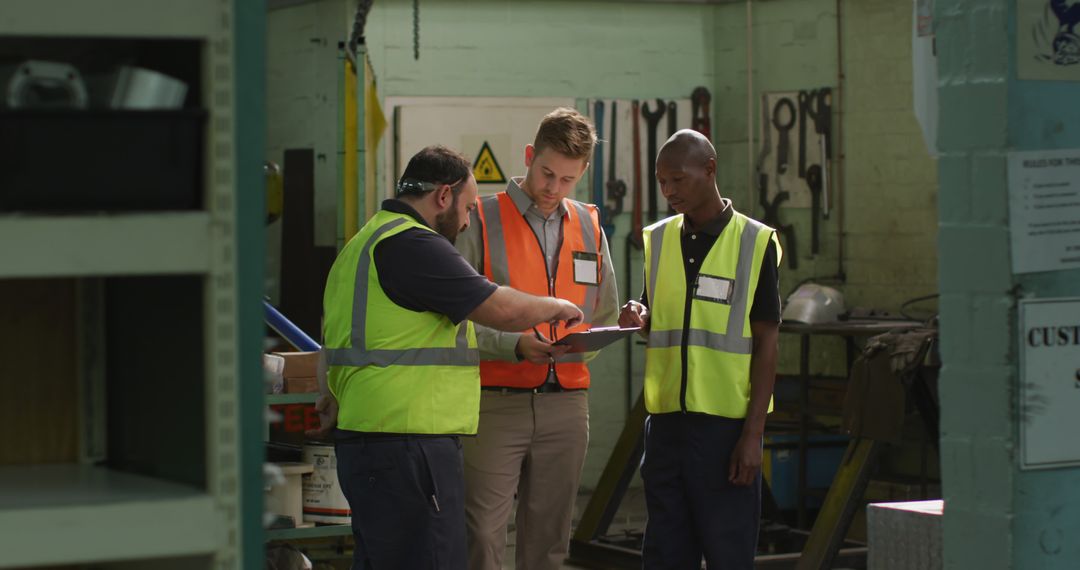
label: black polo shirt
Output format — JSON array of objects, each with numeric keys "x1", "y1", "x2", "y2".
[
  {"x1": 640, "y1": 201, "x2": 781, "y2": 322},
  {"x1": 373, "y1": 199, "x2": 498, "y2": 324}
]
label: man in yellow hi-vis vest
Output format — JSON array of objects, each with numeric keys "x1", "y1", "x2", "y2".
[
  {"x1": 312, "y1": 146, "x2": 584, "y2": 570},
  {"x1": 619, "y1": 130, "x2": 782, "y2": 569}
]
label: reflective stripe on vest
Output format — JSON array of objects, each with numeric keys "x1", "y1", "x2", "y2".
[
  {"x1": 642, "y1": 211, "x2": 781, "y2": 417},
  {"x1": 323, "y1": 210, "x2": 480, "y2": 435},
  {"x1": 476, "y1": 192, "x2": 602, "y2": 389}
]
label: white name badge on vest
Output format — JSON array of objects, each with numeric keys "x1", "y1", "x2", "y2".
[
  {"x1": 572, "y1": 251, "x2": 600, "y2": 286},
  {"x1": 694, "y1": 273, "x2": 734, "y2": 304}
]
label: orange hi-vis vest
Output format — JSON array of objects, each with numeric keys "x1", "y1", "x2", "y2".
[{"x1": 476, "y1": 192, "x2": 604, "y2": 389}]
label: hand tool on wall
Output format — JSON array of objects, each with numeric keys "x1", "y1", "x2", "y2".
[
  {"x1": 641, "y1": 99, "x2": 666, "y2": 222},
  {"x1": 809, "y1": 89, "x2": 833, "y2": 219},
  {"x1": 811, "y1": 88, "x2": 833, "y2": 160},
  {"x1": 820, "y1": 135, "x2": 830, "y2": 219},
  {"x1": 666, "y1": 100, "x2": 678, "y2": 217},
  {"x1": 759, "y1": 172, "x2": 798, "y2": 270},
  {"x1": 593, "y1": 100, "x2": 610, "y2": 237},
  {"x1": 806, "y1": 164, "x2": 823, "y2": 255},
  {"x1": 772, "y1": 97, "x2": 796, "y2": 176},
  {"x1": 666, "y1": 100, "x2": 678, "y2": 138},
  {"x1": 797, "y1": 91, "x2": 810, "y2": 178},
  {"x1": 605, "y1": 101, "x2": 627, "y2": 220},
  {"x1": 797, "y1": 88, "x2": 833, "y2": 179},
  {"x1": 629, "y1": 100, "x2": 645, "y2": 250},
  {"x1": 690, "y1": 86, "x2": 711, "y2": 140}
]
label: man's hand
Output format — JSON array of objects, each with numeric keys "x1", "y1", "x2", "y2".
[
  {"x1": 619, "y1": 300, "x2": 650, "y2": 332},
  {"x1": 554, "y1": 299, "x2": 585, "y2": 329},
  {"x1": 516, "y1": 330, "x2": 571, "y2": 364},
  {"x1": 304, "y1": 394, "x2": 339, "y2": 440},
  {"x1": 728, "y1": 433, "x2": 763, "y2": 486}
]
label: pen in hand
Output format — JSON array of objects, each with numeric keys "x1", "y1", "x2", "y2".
[{"x1": 532, "y1": 327, "x2": 555, "y2": 363}]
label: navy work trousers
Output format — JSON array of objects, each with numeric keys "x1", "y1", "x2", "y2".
[
  {"x1": 640, "y1": 413, "x2": 761, "y2": 569},
  {"x1": 336, "y1": 435, "x2": 467, "y2": 570}
]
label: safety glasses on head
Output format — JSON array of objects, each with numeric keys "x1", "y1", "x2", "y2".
[{"x1": 395, "y1": 177, "x2": 466, "y2": 196}]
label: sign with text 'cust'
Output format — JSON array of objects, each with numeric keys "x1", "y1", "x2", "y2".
[{"x1": 1020, "y1": 297, "x2": 1080, "y2": 470}]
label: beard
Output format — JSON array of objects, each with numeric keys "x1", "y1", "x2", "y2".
[{"x1": 435, "y1": 194, "x2": 464, "y2": 244}]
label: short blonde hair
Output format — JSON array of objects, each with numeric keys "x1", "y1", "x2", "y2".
[{"x1": 533, "y1": 107, "x2": 597, "y2": 161}]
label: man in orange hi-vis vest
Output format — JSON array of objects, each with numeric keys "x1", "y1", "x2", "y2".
[{"x1": 455, "y1": 108, "x2": 619, "y2": 570}]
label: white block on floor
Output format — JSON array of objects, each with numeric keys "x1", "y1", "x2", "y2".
[{"x1": 868, "y1": 500, "x2": 943, "y2": 570}]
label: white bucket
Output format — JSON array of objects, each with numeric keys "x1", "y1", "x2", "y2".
[{"x1": 302, "y1": 442, "x2": 352, "y2": 524}]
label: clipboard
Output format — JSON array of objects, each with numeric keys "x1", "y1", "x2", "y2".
[{"x1": 552, "y1": 326, "x2": 641, "y2": 353}]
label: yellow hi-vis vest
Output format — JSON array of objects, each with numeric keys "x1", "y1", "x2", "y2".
[
  {"x1": 322, "y1": 210, "x2": 480, "y2": 434},
  {"x1": 642, "y1": 210, "x2": 781, "y2": 418}
]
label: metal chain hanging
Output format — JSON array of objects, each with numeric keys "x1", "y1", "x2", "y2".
[{"x1": 413, "y1": 0, "x2": 420, "y2": 60}]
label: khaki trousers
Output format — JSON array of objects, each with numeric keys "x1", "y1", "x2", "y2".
[{"x1": 462, "y1": 390, "x2": 589, "y2": 570}]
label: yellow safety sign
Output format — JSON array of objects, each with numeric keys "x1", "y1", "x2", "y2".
[{"x1": 473, "y1": 141, "x2": 507, "y2": 184}]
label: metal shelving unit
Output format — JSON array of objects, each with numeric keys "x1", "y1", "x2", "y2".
[
  {"x1": 265, "y1": 525, "x2": 352, "y2": 541},
  {"x1": 0, "y1": 1, "x2": 263, "y2": 568},
  {"x1": 0, "y1": 213, "x2": 213, "y2": 278},
  {"x1": 0, "y1": 465, "x2": 223, "y2": 567},
  {"x1": 266, "y1": 393, "x2": 319, "y2": 405}
]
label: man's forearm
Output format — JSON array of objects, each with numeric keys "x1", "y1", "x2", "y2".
[
  {"x1": 743, "y1": 323, "x2": 779, "y2": 436},
  {"x1": 475, "y1": 323, "x2": 523, "y2": 361},
  {"x1": 469, "y1": 286, "x2": 567, "y2": 332}
]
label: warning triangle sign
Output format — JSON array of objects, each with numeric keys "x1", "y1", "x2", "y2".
[{"x1": 473, "y1": 141, "x2": 507, "y2": 184}]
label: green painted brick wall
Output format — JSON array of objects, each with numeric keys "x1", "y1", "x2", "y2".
[
  {"x1": 713, "y1": 0, "x2": 939, "y2": 380},
  {"x1": 936, "y1": 0, "x2": 1080, "y2": 567},
  {"x1": 934, "y1": 0, "x2": 1015, "y2": 566}
]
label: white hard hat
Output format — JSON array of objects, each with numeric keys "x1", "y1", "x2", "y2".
[{"x1": 782, "y1": 284, "x2": 846, "y2": 324}]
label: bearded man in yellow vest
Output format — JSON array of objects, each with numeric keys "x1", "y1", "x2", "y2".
[
  {"x1": 455, "y1": 108, "x2": 619, "y2": 570},
  {"x1": 313, "y1": 146, "x2": 584, "y2": 570},
  {"x1": 619, "y1": 130, "x2": 782, "y2": 569}
]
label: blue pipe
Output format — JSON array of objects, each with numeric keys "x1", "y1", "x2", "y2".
[
  {"x1": 593, "y1": 100, "x2": 607, "y2": 235},
  {"x1": 263, "y1": 299, "x2": 321, "y2": 351}
]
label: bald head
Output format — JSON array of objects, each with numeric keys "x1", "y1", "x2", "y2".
[
  {"x1": 657, "y1": 129, "x2": 717, "y2": 167},
  {"x1": 654, "y1": 129, "x2": 723, "y2": 222}
]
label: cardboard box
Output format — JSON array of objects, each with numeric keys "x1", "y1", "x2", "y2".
[
  {"x1": 285, "y1": 376, "x2": 318, "y2": 394},
  {"x1": 272, "y1": 351, "x2": 319, "y2": 379}
]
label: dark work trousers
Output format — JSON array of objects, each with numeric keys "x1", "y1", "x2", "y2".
[
  {"x1": 335, "y1": 436, "x2": 467, "y2": 570},
  {"x1": 640, "y1": 413, "x2": 761, "y2": 570}
]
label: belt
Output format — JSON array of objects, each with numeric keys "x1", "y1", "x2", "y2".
[{"x1": 481, "y1": 383, "x2": 579, "y2": 395}]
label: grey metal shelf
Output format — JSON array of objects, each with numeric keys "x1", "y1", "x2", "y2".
[
  {"x1": 0, "y1": 464, "x2": 221, "y2": 568},
  {"x1": 267, "y1": 393, "x2": 319, "y2": 405},
  {"x1": 0, "y1": 213, "x2": 212, "y2": 278},
  {"x1": 266, "y1": 524, "x2": 352, "y2": 541},
  {"x1": 0, "y1": 0, "x2": 221, "y2": 38}
]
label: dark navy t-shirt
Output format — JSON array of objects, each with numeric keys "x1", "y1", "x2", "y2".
[{"x1": 373, "y1": 199, "x2": 498, "y2": 324}]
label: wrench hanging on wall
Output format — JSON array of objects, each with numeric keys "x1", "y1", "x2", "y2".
[
  {"x1": 606, "y1": 101, "x2": 627, "y2": 222},
  {"x1": 759, "y1": 173, "x2": 798, "y2": 270},
  {"x1": 641, "y1": 99, "x2": 666, "y2": 223},
  {"x1": 629, "y1": 100, "x2": 644, "y2": 250},
  {"x1": 666, "y1": 100, "x2": 678, "y2": 217},
  {"x1": 806, "y1": 164, "x2": 823, "y2": 255},
  {"x1": 691, "y1": 86, "x2": 711, "y2": 140},
  {"x1": 772, "y1": 97, "x2": 796, "y2": 176}
]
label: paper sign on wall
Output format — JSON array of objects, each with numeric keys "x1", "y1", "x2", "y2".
[
  {"x1": 1017, "y1": 0, "x2": 1080, "y2": 81},
  {"x1": 1007, "y1": 149, "x2": 1080, "y2": 274},
  {"x1": 1019, "y1": 297, "x2": 1080, "y2": 470}
]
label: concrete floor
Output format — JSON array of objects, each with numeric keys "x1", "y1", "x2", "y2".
[{"x1": 502, "y1": 487, "x2": 649, "y2": 569}]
